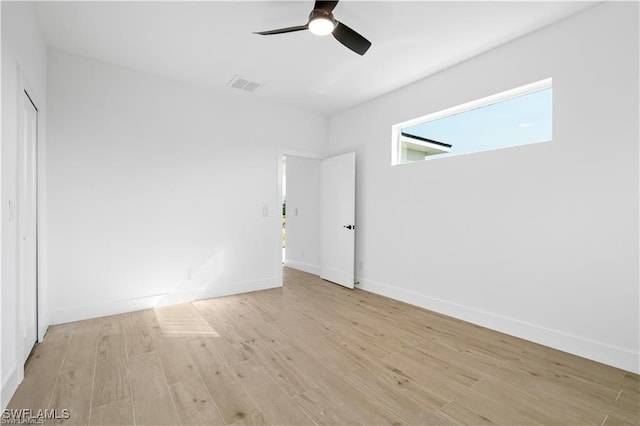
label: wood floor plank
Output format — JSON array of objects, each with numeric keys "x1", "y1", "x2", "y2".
[
  {"x1": 214, "y1": 296, "x2": 287, "y2": 344},
  {"x1": 45, "y1": 319, "x2": 100, "y2": 341},
  {"x1": 342, "y1": 320, "x2": 418, "y2": 355},
  {"x1": 379, "y1": 351, "x2": 545, "y2": 425},
  {"x1": 289, "y1": 282, "x2": 426, "y2": 348},
  {"x1": 244, "y1": 337, "x2": 317, "y2": 397},
  {"x1": 245, "y1": 288, "x2": 288, "y2": 321},
  {"x1": 472, "y1": 355, "x2": 624, "y2": 424},
  {"x1": 170, "y1": 375, "x2": 226, "y2": 425},
  {"x1": 199, "y1": 333, "x2": 254, "y2": 367},
  {"x1": 47, "y1": 368, "x2": 93, "y2": 425},
  {"x1": 292, "y1": 386, "x2": 362, "y2": 425},
  {"x1": 415, "y1": 335, "x2": 511, "y2": 371},
  {"x1": 97, "y1": 315, "x2": 125, "y2": 337},
  {"x1": 128, "y1": 351, "x2": 180, "y2": 425},
  {"x1": 345, "y1": 367, "x2": 457, "y2": 425},
  {"x1": 193, "y1": 299, "x2": 256, "y2": 367},
  {"x1": 346, "y1": 359, "x2": 450, "y2": 412},
  {"x1": 603, "y1": 412, "x2": 638, "y2": 426},
  {"x1": 186, "y1": 338, "x2": 259, "y2": 424},
  {"x1": 470, "y1": 375, "x2": 593, "y2": 424},
  {"x1": 610, "y1": 387, "x2": 640, "y2": 425},
  {"x1": 144, "y1": 309, "x2": 201, "y2": 385},
  {"x1": 193, "y1": 298, "x2": 240, "y2": 337},
  {"x1": 275, "y1": 313, "x2": 390, "y2": 376},
  {"x1": 621, "y1": 372, "x2": 640, "y2": 390},
  {"x1": 229, "y1": 411, "x2": 266, "y2": 426},
  {"x1": 91, "y1": 333, "x2": 130, "y2": 408},
  {"x1": 230, "y1": 359, "x2": 315, "y2": 425},
  {"x1": 441, "y1": 392, "x2": 554, "y2": 426},
  {"x1": 490, "y1": 354, "x2": 621, "y2": 411},
  {"x1": 53, "y1": 325, "x2": 101, "y2": 423},
  {"x1": 263, "y1": 340, "x2": 407, "y2": 425},
  {"x1": 511, "y1": 352, "x2": 621, "y2": 400},
  {"x1": 399, "y1": 344, "x2": 481, "y2": 387},
  {"x1": 119, "y1": 311, "x2": 155, "y2": 357},
  {"x1": 522, "y1": 343, "x2": 626, "y2": 389},
  {"x1": 89, "y1": 398, "x2": 134, "y2": 425},
  {"x1": 439, "y1": 400, "x2": 497, "y2": 425},
  {"x1": 615, "y1": 372, "x2": 640, "y2": 423},
  {"x1": 60, "y1": 329, "x2": 99, "y2": 374},
  {"x1": 238, "y1": 293, "x2": 279, "y2": 323}
]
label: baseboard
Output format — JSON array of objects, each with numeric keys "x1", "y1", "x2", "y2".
[
  {"x1": 1, "y1": 363, "x2": 22, "y2": 410},
  {"x1": 356, "y1": 277, "x2": 640, "y2": 374},
  {"x1": 153, "y1": 277, "x2": 281, "y2": 307},
  {"x1": 38, "y1": 310, "x2": 49, "y2": 342},
  {"x1": 48, "y1": 293, "x2": 164, "y2": 325},
  {"x1": 48, "y1": 277, "x2": 281, "y2": 325},
  {"x1": 284, "y1": 260, "x2": 320, "y2": 276}
]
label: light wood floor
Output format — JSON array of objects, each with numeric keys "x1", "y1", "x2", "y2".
[{"x1": 8, "y1": 268, "x2": 639, "y2": 425}]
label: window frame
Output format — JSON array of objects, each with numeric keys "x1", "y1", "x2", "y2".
[{"x1": 391, "y1": 78, "x2": 552, "y2": 166}]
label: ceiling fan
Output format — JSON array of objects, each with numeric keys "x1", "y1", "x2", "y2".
[{"x1": 254, "y1": 0, "x2": 372, "y2": 56}]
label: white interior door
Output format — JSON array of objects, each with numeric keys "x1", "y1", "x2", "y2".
[
  {"x1": 19, "y1": 91, "x2": 38, "y2": 361},
  {"x1": 321, "y1": 152, "x2": 355, "y2": 289}
]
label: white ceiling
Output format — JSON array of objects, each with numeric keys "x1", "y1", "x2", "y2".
[{"x1": 34, "y1": 1, "x2": 595, "y2": 116}]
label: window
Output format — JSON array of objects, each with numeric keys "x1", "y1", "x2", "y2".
[{"x1": 392, "y1": 78, "x2": 552, "y2": 165}]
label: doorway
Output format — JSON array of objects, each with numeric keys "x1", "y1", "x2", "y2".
[
  {"x1": 277, "y1": 151, "x2": 325, "y2": 285},
  {"x1": 276, "y1": 151, "x2": 356, "y2": 289},
  {"x1": 18, "y1": 90, "x2": 39, "y2": 362},
  {"x1": 281, "y1": 154, "x2": 322, "y2": 275}
]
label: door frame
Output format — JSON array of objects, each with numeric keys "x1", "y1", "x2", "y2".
[
  {"x1": 15, "y1": 66, "x2": 46, "y2": 368},
  {"x1": 276, "y1": 149, "x2": 327, "y2": 286}
]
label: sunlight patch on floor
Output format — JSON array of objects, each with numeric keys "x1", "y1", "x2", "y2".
[{"x1": 153, "y1": 304, "x2": 220, "y2": 337}]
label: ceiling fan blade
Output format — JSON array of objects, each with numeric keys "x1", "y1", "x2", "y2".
[
  {"x1": 314, "y1": 1, "x2": 339, "y2": 13},
  {"x1": 332, "y1": 21, "x2": 371, "y2": 55},
  {"x1": 254, "y1": 25, "x2": 309, "y2": 35}
]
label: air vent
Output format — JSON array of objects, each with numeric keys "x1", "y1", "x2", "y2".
[{"x1": 227, "y1": 75, "x2": 262, "y2": 93}]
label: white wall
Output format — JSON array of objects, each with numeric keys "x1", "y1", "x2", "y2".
[
  {"x1": 328, "y1": 2, "x2": 639, "y2": 373},
  {"x1": 1, "y1": 1, "x2": 48, "y2": 409},
  {"x1": 285, "y1": 156, "x2": 322, "y2": 275},
  {"x1": 47, "y1": 49, "x2": 327, "y2": 323}
]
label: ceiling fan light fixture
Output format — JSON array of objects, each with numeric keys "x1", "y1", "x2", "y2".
[
  {"x1": 254, "y1": 1, "x2": 372, "y2": 55},
  {"x1": 308, "y1": 16, "x2": 335, "y2": 36}
]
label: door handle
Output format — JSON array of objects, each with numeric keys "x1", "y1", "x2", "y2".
[{"x1": 343, "y1": 225, "x2": 355, "y2": 230}]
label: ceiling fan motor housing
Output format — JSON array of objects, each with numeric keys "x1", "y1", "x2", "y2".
[{"x1": 309, "y1": 9, "x2": 336, "y2": 28}]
